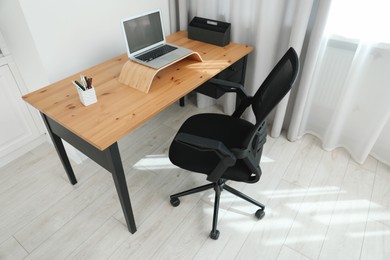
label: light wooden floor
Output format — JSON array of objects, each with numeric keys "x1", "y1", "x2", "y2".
[{"x1": 1, "y1": 99, "x2": 390, "y2": 260}]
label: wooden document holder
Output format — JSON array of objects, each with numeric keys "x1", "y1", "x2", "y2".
[{"x1": 118, "y1": 52, "x2": 203, "y2": 93}]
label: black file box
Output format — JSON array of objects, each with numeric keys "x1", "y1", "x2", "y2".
[{"x1": 188, "y1": 17, "x2": 231, "y2": 47}]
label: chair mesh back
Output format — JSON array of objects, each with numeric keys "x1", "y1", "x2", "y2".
[{"x1": 252, "y1": 47, "x2": 299, "y2": 124}]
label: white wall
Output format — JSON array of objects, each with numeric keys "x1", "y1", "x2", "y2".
[
  {"x1": 0, "y1": 0, "x2": 49, "y2": 91},
  {"x1": 20, "y1": 0, "x2": 170, "y2": 84},
  {"x1": 1, "y1": 0, "x2": 170, "y2": 90}
]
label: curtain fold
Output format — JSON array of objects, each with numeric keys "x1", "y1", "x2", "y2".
[
  {"x1": 269, "y1": 0, "x2": 314, "y2": 137},
  {"x1": 288, "y1": 0, "x2": 390, "y2": 165},
  {"x1": 287, "y1": 0, "x2": 332, "y2": 140}
]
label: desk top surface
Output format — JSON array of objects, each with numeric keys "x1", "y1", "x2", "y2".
[{"x1": 23, "y1": 32, "x2": 253, "y2": 151}]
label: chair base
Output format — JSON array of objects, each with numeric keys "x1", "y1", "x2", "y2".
[{"x1": 170, "y1": 179, "x2": 265, "y2": 240}]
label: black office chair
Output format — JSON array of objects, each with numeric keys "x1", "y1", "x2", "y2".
[{"x1": 168, "y1": 47, "x2": 299, "y2": 240}]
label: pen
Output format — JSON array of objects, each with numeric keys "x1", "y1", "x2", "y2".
[
  {"x1": 84, "y1": 76, "x2": 88, "y2": 88},
  {"x1": 73, "y1": 80, "x2": 85, "y2": 91},
  {"x1": 87, "y1": 77, "x2": 93, "y2": 89}
]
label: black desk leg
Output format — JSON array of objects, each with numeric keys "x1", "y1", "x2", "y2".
[
  {"x1": 105, "y1": 144, "x2": 137, "y2": 233},
  {"x1": 41, "y1": 113, "x2": 137, "y2": 233},
  {"x1": 41, "y1": 113, "x2": 77, "y2": 185},
  {"x1": 179, "y1": 97, "x2": 185, "y2": 107}
]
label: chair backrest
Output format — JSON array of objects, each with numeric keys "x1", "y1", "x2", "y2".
[
  {"x1": 236, "y1": 48, "x2": 299, "y2": 181},
  {"x1": 250, "y1": 47, "x2": 299, "y2": 125}
]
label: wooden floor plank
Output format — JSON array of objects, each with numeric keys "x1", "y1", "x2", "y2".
[
  {"x1": 0, "y1": 237, "x2": 28, "y2": 260},
  {"x1": 318, "y1": 160, "x2": 376, "y2": 260},
  {"x1": 285, "y1": 148, "x2": 350, "y2": 259},
  {"x1": 234, "y1": 180, "x2": 305, "y2": 259}
]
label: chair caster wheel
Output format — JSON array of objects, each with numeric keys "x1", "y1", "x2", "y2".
[
  {"x1": 255, "y1": 209, "x2": 265, "y2": 220},
  {"x1": 170, "y1": 197, "x2": 180, "y2": 207},
  {"x1": 210, "y1": 230, "x2": 220, "y2": 240}
]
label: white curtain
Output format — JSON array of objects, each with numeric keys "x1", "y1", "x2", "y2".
[
  {"x1": 169, "y1": 0, "x2": 314, "y2": 134},
  {"x1": 169, "y1": 0, "x2": 390, "y2": 166},
  {"x1": 288, "y1": 0, "x2": 390, "y2": 165}
]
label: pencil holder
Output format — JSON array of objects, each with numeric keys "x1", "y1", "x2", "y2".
[{"x1": 76, "y1": 86, "x2": 97, "y2": 106}]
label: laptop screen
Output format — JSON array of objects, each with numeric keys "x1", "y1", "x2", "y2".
[{"x1": 122, "y1": 10, "x2": 165, "y2": 56}]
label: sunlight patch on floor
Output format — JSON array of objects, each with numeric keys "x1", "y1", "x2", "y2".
[
  {"x1": 348, "y1": 230, "x2": 390, "y2": 238},
  {"x1": 262, "y1": 186, "x2": 343, "y2": 199},
  {"x1": 315, "y1": 211, "x2": 370, "y2": 224},
  {"x1": 252, "y1": 217, "x2": 299, "y2": 230},
  {"x1": 260, "y1": 156, "x2": 275, "y2": 163},
  {"x1": 364, "y1": 211, "x2": 390, "y2": 221},
  {"x1": 270, "y1": 235, "x2": 326, "y2": 246},
  {"x1": 133, "y1": 154, "x2": 176, "y2": 170},
  {"x1": 287, "y1": 200, "x2": 379, "y2": 213}
]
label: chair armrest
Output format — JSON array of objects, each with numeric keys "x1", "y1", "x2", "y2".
[
  {"x1": 208, "y1": 78, "x2": 249, "y2": 101},
  {"x1": 208, "y1": 78, "x2": 252, "y2": 118},
  {"x1": 175, "y1": 133, "x2": 235, "y2": 160},
  {"x1": 175, "y1": 133, "x2": 237, "y2": 182}
]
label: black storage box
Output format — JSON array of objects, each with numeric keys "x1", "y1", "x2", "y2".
[{"x1": 188, "y1": 17, "x2": 231, "y2": 47}]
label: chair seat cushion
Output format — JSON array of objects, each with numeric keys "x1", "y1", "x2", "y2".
[{"x1": 169, "y1": 113, "x2": 259, "y2": 182}]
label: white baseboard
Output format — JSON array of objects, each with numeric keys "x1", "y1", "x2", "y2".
[{"x1": 0, "y1": 134, "x2": 46, "y2": 168}]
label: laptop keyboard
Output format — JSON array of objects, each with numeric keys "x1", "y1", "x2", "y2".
[{"x1": 136, "y1": 45, "x2": 178, "y2": 62}]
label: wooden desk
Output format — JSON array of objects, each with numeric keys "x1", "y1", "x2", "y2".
[{"x1": 22, "y1": 31, "x2": 253, "y2": 233}]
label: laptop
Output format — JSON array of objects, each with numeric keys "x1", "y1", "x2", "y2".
[{"x1": 121, "y1": 10, "x2": 192, "y2": 69}]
